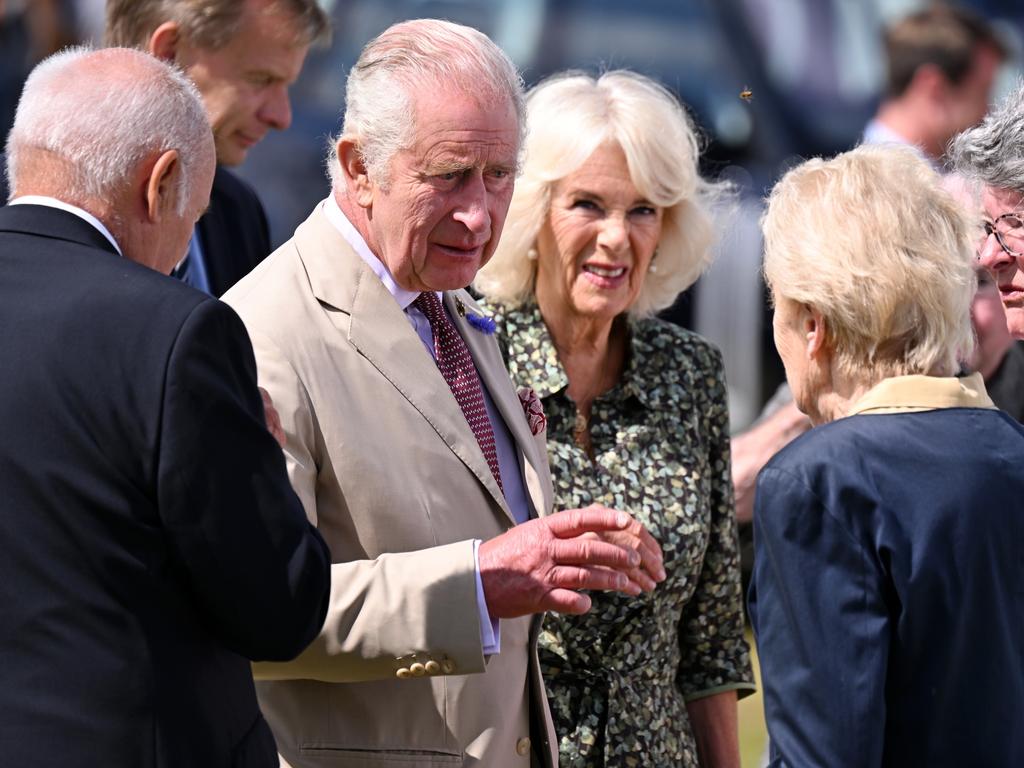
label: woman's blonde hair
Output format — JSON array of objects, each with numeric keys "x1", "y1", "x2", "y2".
[
  {"x1": 762, "y1": 144, "x2": 976, "y2": 379},
  {"x1": 474, "y1": 69, "x2": 726, "y2": 318}
]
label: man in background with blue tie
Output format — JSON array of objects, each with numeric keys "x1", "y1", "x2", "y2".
[{"x1": 105, "y1": 0, "x2": 329, "y2": 295}]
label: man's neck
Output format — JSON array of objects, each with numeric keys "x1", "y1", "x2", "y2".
[{"x1": 872, "y1": 102, "x2": 944, "y2": 162}]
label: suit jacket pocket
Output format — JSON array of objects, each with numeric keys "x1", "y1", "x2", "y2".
[{"x1": 298, "y1": 746, "x2": 463, "y2": 766}]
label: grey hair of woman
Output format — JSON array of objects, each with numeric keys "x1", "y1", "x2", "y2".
[
  {"x1": 473, "y1": 69, "x2": 730, "y2": 319},
  {"x1": 327, "y1": 18, "x2": 525, "y2": 191},
  {"x1": 950, "y1": 80, "x2": 1024, "y2": 195}
]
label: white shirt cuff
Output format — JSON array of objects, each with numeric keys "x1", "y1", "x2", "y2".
[{"x1": 473, "y1": 539, "x2": 500, "y2": 654}]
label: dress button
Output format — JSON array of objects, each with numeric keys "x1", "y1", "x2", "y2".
[
  {"x1": 424, "y1": 660, "x2": 441, "y2": 675},
  {"x1": 395, "y1": 667, "x2": 412, "y2": 679},
  {"x1": 409, "y1": 662, "x2": 426, "y2": 677},
  {"x1": 515, "y1": 737, "x2": 531, "y2": 756},
  {"x1": 441, "y1": 659, "x2": 456, "y2": 674}
]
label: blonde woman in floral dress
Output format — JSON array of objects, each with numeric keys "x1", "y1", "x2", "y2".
[{"x1": 475, "y1": 70, "x2": 754, "y2": 767}]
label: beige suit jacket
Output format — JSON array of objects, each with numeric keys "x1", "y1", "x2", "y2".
[{"x1": 223, "y1": 207, "x2": 557, "y2": 768}]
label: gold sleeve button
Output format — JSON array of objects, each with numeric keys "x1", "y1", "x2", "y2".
[
  {"x1": 409, "y1": 662, "x2": 426, "y2": 677},
  {"x1": 515, "y1": 737, "x2": 531, "y2": 756},
  {"x1": 395, "y1": 667, "x2": 412, "y2": 679},
  {"x1": 441, "y1": 659, "x2": 456, "y2": 674},
  {"x1": 424, "y1": 660, "x2": 441, "y2": 675}
]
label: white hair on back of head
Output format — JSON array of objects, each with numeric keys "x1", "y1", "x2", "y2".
[
  {"x1": 762, "y1": 144, "x2": 976, "y2": 379},
  {"x1": 326, "y1": 18, "x2": 525, "y2": 190},
  {"x1": 474, "y1": 69, "x2": 729, "y2": 318},
  {"x1": 5, "y1": 46, "x2": 210, "y2": 213}
]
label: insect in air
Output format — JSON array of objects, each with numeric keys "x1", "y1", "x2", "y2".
[{"x1": 739, "y1": 86, "x2": 753, "y2": 102}]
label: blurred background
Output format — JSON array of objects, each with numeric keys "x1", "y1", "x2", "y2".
[{"x1": 2, "y1": 0, "x2": 1023, "y2": 428}]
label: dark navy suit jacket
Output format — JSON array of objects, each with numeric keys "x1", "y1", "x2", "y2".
[
  {"x1": 0, "y1": 203, "x2": 331, "y2": 767},
  {"x1": 750, "y1": 405, "x2": 1024, "y2": 767},
  {"x1": 198, "y1": 166, "x2": 272, "y2": 297}
]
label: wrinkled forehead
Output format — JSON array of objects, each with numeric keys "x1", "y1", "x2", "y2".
[{"x1": 982, "y1": 185, "x2": 1024, "y2": 217}]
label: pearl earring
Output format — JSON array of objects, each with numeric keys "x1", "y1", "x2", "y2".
[
  {"x1": 527, "y1": 248, "x2": 538, "y2": 261},
  {"x1": 648, "y1": 248, "x2": 659, "y2": 273}
]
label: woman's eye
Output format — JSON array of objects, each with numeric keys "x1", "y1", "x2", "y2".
[
  {"x1": 571, "y1": 199, "x2": 598, "y2": 211},
  {"x1": 632, "y1": 206, "x2": 657, "y2": 216}
]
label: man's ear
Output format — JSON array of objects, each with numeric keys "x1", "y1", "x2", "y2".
[
  {"x1": 336, "y1": 137, "x2": 375, "y2": 208},
  {"x1": 805, "y1": 305, "x2": 829, "y2": 359},
  {"x1": 909, "y1": 63, "x2": 948, "y2": 102},
  {"x1": 145, "y1": 150, "x2": 182, "y2": 223},
  {"x1": 148, "y1": 21, "x2": 181, "y2": 62}
]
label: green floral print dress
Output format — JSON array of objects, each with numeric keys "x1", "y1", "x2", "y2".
[{"x1": 483, "y1": 301, "x2": 755, "y2": 767}]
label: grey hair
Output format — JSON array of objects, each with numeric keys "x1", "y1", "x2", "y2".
[
  {"x1": 327, "y1": 18, "x2": 525, "y2": 190},
  {"x1": 474, "y1": 69, "x2": 729, "y2": 318},
  {"x1": 950, "y1": 79, "x2": 1024, "y2": 195},
  {"x1": 5, "y1": 46, "x2": 210, "y2": 213}
]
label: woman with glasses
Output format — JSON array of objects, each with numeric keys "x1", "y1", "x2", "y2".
[
  {"x1": 474, "y1": 70, "x2": 754, "y2": 767},
  {"x1": 749, "y1": 143, "x2": 1024, "y2": 767},
  {"x1": 952, "y1": 82, "x2": 1024, "y2": 339}
]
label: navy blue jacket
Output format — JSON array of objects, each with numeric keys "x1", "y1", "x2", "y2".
[
  {"x1": 750, "y1": 406, "x2": 1024, "y2": 767},
  {"x1": 0, "y1": 204, "x2": 331, "y2": 767},
  {"x1": 198, "y1": 166, "x2": 272, "y2": 297}
]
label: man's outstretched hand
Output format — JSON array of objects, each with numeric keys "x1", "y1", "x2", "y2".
[{"x1": 478, "y1": 505, "x2": 665, "y2": 619}]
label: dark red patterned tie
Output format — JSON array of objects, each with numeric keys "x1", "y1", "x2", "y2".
[{"x1": 414, "y1": 292, "x2": 503, "y2": 493}]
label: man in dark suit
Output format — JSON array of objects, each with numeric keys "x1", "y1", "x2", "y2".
[
  {"x1": 105, "y1": 0, "x2": 330, "y2": 295},
  {"x1": 0, "y1": 46, "x2": 331, "y2": 766}
]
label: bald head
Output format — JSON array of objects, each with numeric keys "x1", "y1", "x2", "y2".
[
  {"x1": 6, "y1": 47, "x2": 215, "y2": 271},
  {"x1": 7, "y1": 47, "x2": 213, "y2": 210}
]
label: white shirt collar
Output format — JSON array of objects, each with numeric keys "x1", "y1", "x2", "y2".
[
  {"x1": 861, "y1": 119, "x2": 941, "y2": 171},
  {"x1": 320, "y1": 194, "x2": 425, "y2": 310},
  {"x1": 9, "y1": 195, "x2": 123, "y2": 256}
]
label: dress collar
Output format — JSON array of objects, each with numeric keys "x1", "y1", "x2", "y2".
[
  {"x1": 847, "y1": 372, "x2": 995, "y2": 416},
  {"x1": 492, "y1": 301, "x2": 680, "y2": 410}
]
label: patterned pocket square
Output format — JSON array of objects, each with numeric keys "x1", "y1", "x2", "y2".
[{"x1": 517, "y1": 387, "x2": 547, "y2": 436}]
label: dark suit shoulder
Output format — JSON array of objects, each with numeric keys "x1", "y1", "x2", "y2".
[
  {"x1": 199, "y1": 167, "x2": 271, "y2": 297},
  {"x1": 211, "y1": 165, "x2": 265, "y2": 211}
]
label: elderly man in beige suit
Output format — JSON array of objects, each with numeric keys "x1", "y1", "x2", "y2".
[{"x1": 223, "y1": 18, "x2": 665, "y2": 768}]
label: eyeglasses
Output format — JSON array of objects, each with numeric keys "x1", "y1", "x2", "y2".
[{"x1": 981, "y1": 212, "x2": 1024, "y2": 258}]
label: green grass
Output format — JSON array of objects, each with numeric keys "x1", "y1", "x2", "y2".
[{"x1": 738, "y1": 629, "x2": 767, "y2": 767}]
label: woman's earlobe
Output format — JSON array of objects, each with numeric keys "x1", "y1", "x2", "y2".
[{"x1": 805, "y1": 306, "x2": 828, "y2": 357}]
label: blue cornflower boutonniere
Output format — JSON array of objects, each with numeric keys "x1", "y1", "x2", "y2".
[
  {"x1": 466, "y1": 312, "x2": 496, "y2": 335},
  {"x1": 455, "y1": 297, "x2": 496, "y2": 334}
]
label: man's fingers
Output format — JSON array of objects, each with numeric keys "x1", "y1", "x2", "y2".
[
  {"x1": 550, "y1": 537, "x2": 640, "y2": 569},
  {"x1": 543, "y1": 588, "x2": 592, "y2": 615},
  {"x1": 546, "y1": 507, "x2": 631, "y2": 538},
  {"x1": 548, "y1": 565, "x2": 640, "y2": 595}
]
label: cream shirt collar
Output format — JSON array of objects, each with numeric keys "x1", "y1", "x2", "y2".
[
  {"x1": 10, "y1": 195, "x2": 122, "y2": 256},
  {"x1": 847, "y1": 372, "x2": 995, "y2": 416},
  {"x1": 320, "y1": 194, "x2": 429, "y2": 310}
]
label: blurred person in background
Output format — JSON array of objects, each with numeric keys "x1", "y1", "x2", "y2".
[
  {"x1": 1, "y1": 0, "x2": 78, "y2": 201},
  {"x1": 105, "y1": 0, "x2": 329, "y2": 296},
  {"x1": 750, "y1": 143, "x2": 1024, "y2": 767},
  {"x1": 863, "y1": 3, "x2": 1006, "y2": 167},
  {"x1": 0, "y1": 46, "x2": 330, "y2": 766},
  {"x1": 475, "y1": 70, "x2": 754, "y2": 768}
]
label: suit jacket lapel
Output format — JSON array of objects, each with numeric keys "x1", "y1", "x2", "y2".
[
  {"x1": 292, "y1": 208, "x2": 515, "y2": 523},
  {"x1": 450, "y1": 293, "x2": 553, "y2": 519}
]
